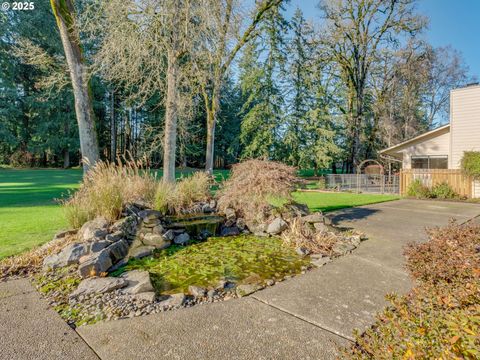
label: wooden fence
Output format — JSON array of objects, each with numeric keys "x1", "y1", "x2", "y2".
[{"x1": 399, "y1": 169, "x2": 472, "y2": 197}]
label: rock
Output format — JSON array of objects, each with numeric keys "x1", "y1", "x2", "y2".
[
  {"x1": 224, "y1": 208, "x2": 236, "y2": 220},
  {"x1": 201, "y1": 203, "x2": 214, "y2": 213},
  {"x1": 188, "y1": 285, "x2": 206, "y2": 298},
  {"x1": 236, "y1": 218, "x2": 246, "y2": 230},
  {"x1": 158, "y1": 293, "x2": 185, "y2": 308},
  {"x1": 302, "y1": 212, "x2": 324, "y2": 224},
  {"x1": 78, "y1": 249, "x2": 113, "y2": 278},
  {"x1": 132, "y1": 292, "x2": 156, "y2": 302},
  {"x1": 162, "y1": 230, "x2": 175, "y2": 241},
  {"x1": 105, "y1": 231, "x2": 124, "y2": 242},
  {"x1": 43, "y1": 243, "x2": 88, "y2": 269},
  {"x1": 236, "y1": 284, "x2": 262, "y2": 297},
  {"x1": 138, "y1": 209, "x2": 162, "y2": 222},
  {"x1": 152, "y1": 225, "x2": 164, "y2": 235},
  {"x1": 142, "y1": 219, "x2": 162, "y2": 228},
  {"x1": 349, "y1": 235, "x2": 362, "y2": 247},
  {"x1": 128, "y1": 246, "x2": 155, "y2": 259},
  {"x1": 209, "y1": 199, "x2": 217, "y2": 209},
  {"x1": 323, "y1": 216, "x2": 333, "y2": 226},
  {"x1": 198, "y1": 229, "x2": 213, "y2": 241},
  {"x1": 53, "y1": 229, "x2": 77, "y2": 240},
  {"x1": 89, "y1": 240, "x2": 111, "y2": 253},
  {"x1": 216, "y1": 279, "x2": 235, "y2": 290},
  {"x1": 70, "y1": 277, "x2": 127, "y2": 298},
  {"x1": 111, "y1": 216, "x2": 137, "y2": 236},
  {"x1": 310, "y1": 255, "x2": 331, "y2": 267},
  {"x1": 78, "y1": 217, "x2": 109, "y2": 242},
  {"x1": 313, "y1": 222, "x2": 329, "y2": 233},
  {"x1": 106, "y1": 239, "x2": 129, "y2": 262},
  {"x1": 142, "y1": 233, "x2": 171, "y2": 249},
  {"x1": 220, "y1": 226, "x2": 240, "y2": 237},
  {"x1": 253, "y1": 231, "x2": 269, "y2": 237},
  {"x1": 224, "y1": 218, "x2": 236, "y2": 227},
  {"x1": 174, "y1": 233, "x2": 190, "y2": 245},
  {"x1": 131, "y1": 200, "x2": 150, "y2": 210},
  {"x1": 246, "y1": 221, "x2": 267, "y2": 234},
  {"x1": 333, "y1": 242, "x2": 356, "y2": 255},
  {"x1": 122, "y1": 270, "x2": 154, "y2": 294},
  {"x1": 266, "y1": 279, "x2": 275, "y2": 286},
  {"x1": 266, "y1": 217, "x2": 288, "y2": 235},
  {"x1": 285, "y1": 203, "x2": 310, "y2": 217},
  {"x1": 295, "y1": 247, "x2": 310, "y2": 256},
  {"x1": 207, "y1": 289, "x2": 217, "y2": 299}
]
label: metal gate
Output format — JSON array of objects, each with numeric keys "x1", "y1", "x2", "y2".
[{"x1": 325, "y1": 174, "x2": 400, "y2": 194}]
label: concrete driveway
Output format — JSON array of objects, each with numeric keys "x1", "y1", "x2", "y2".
[{"x1": 3, "y1": 199, "x2": 480, "y2": 359}]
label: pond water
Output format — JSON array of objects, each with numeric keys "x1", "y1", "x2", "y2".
[{"x1": 120, "y1": 235, "x2": 310, "y2": 294}]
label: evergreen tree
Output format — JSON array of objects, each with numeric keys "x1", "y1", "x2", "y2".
[{"x1": 239, "y1": 5, "x2": 288, "y2": 160}]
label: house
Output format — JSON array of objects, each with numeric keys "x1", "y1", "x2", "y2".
[{"x1": 380, "y1": 83, "x2": 480, "y2": 170}]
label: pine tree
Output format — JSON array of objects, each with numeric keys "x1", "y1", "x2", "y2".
[{"x1": 239, "y1": 5, "x2": 288, "y2": 160}]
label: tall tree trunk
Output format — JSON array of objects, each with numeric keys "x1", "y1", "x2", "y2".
[
  {"x1": 110, "y1": 90, "x2": 116, "y2": 162},
  {"x1": 63, "y1": 149, "x2": 70, "y2": 168},
  {"x1": 205, "y1": 86, "x2": 220, "y2": 174},
  {"x1": 163, "y1": 52, "x2": 178, "y2": 183},
  {"x1": 51, "y1": 0, "x2": 99, "y2": 173}
]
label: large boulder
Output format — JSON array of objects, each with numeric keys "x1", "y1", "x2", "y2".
[
  {"x1": 78, "y1": 249, "x2": 113, "y2": 278},
  {"x1": 43, "y1": 243, "x2": 88, "y2": 269},
  {"x1": 107, "y1": 239, "x2": 129, "y2": 262},
  {"x1": 142, "y1": 233, "x2": 171, "y2": 249},
  {"x1": 70, "y1": 277, "x2": 127, "y2": 298},
  {"x1": 266, "y1": 217, "x2": 288, "y2": 235},
  {"x1": 78, "y1": 217, "x2": 109, "y2": 242},
  {"x1": 121, "y1": 270, "x2": 154, "y2": 294}
]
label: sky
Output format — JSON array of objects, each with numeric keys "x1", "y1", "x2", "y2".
[{"x1": 288, "y1": 0, "x2": 480, "y2": 79}]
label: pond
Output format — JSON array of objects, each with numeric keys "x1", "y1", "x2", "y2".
[{"x1": 115, "y1": 235, "x2": 310, "y2": 294}]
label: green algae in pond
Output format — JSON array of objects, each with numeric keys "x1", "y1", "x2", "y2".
[
  {"x1": 166, "y1": 214, "x2": 224, "y2": 236},
  {"x1": 123, "y1": 235, "x2": 310, "y2": 294}
]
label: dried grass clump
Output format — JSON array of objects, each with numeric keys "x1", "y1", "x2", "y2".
[
  {"x1": 0, "y1": 232, "x2": 77, "y2": 280},
  {"x1": 63, "y1": 160, "x2": 157, "y2": 228},
  {"x1": 217, "y1": 159, "x2": 299, "y2": 222},
  {"x1": 154, "y1": 172, "x2": 211, "y2": 214},
  {"x1": 281, "y1": 218, "x2": 337, "y2": 255}
]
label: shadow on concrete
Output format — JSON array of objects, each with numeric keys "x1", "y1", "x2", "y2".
[{"x1": 330, "y1": 207, "x2": 379, "y2": 225}]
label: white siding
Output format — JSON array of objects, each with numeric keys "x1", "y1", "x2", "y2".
[
  {"x1": 398, "y1": 129, "x2": 451, "y2": 169},
  {"x1": 450, "y1": 85, "x2": 480, "y2": 169}
]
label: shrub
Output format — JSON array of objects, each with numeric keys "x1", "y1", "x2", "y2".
[
  {"x1": 175, "y1": 171, "x2": 211, "y2": 211},
  {"x1": 154, "y1": 181, "x2": 176, "y2": 214},
  {"x1": 343, "y1": 222, "x2": 480, "y2": 359},
  {"x1": 281, "y1": 218, "x2": 337, "y2": 255},
  {"x1": 430, "y1": 182, "x2": 458, "y2": 199},
  {"x1": 63, "y1": 160, "x2": 157, "y2": 227},
  {"x1": 153, "y1": 172, "x2": 211, "y2": 214},
  {"x1": 217, "y1": 159, "x2": 299, "y2": 223},
  {"x1": 461, "y1": 151, "x2": 480, "y2": 179},
  {"x1": 406, "y1": 179, "x2": 431, "y2": 198}
]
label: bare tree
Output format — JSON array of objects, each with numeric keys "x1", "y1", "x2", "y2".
[
  {"x1": 50, "y1": 0, "x2": 99, "y2": 172},
  {"x1": 319, "y1": 0, "x2": 425, "y2": 171},
  {"x1": 194, "y1": 0, "x2": 284, "y2": 174},
  {"x1": 83, "y1": 0, "x2": 200, "y2": 182}
]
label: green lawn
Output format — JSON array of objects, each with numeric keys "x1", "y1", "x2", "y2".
[
  {"x1": 0, "y1": 168, "x2": 399, "y2": 259},
  {"x1": 293, "y1": 191, "x2": 399, "y2": 212}
]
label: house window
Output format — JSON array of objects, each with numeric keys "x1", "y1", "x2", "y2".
[{"x1": 411, "y1": 156, "x2": 448, "y2": 169}]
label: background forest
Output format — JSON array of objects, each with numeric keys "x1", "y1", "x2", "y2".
[{"x1": 0, "y1": 0, "x2": 475, "y2": 174}]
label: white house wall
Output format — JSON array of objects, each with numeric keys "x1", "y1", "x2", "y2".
[
  {"x1": 450, "y1": 85, "x2": 480, "y2": 169},
  {"x1": 399, "y1": 129, "x2": 451, "y2": 169}
]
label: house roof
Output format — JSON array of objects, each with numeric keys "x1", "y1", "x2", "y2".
[{"x1": 379, "y1": 124, "x2": 450, "y2": 155}]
